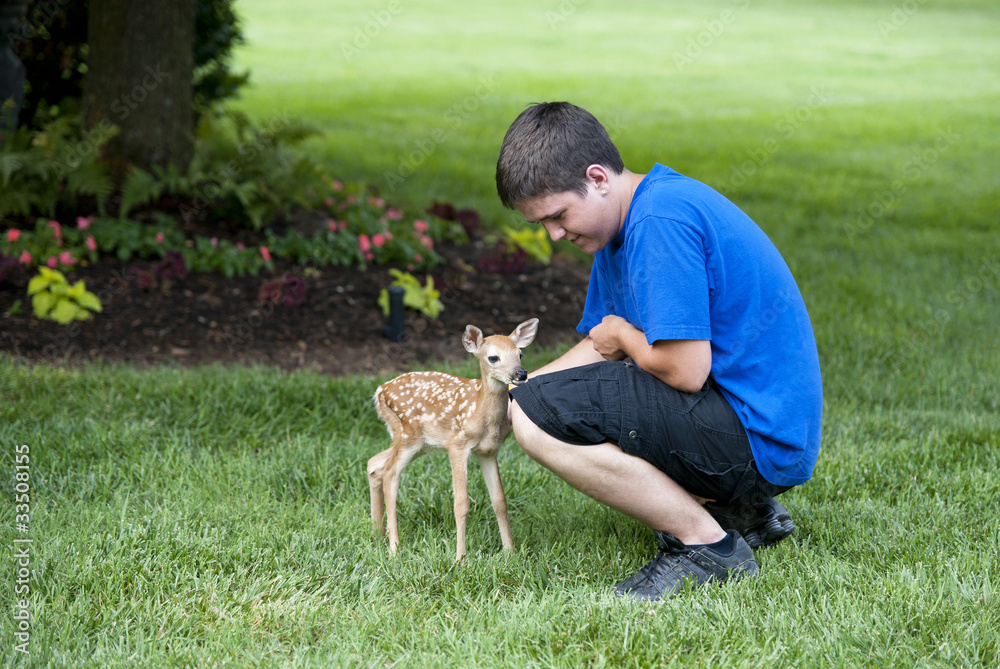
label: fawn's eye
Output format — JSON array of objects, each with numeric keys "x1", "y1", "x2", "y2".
[{"x1": 488, "y1": 355, "x2": 500, "y2": 364}]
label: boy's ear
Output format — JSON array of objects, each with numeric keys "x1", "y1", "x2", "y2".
[{"x1": 585, "y1": 164, "x2": 610, "y2": 192}]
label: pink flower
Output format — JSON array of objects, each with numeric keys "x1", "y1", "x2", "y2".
[
  {"x1": 6, "y1": 228, "x2": 20, "y2": 242},
  {"x1": 155, "y1": 232, "x2": 165, "y2": 244},
  {"x1": 18, "y1": 250, "x2": 31, "y2": 265},
  {"x1": 324, "y1": 197, "x2": 336, "y2": 208},
  {"x1": 260, "y1": 246, "x2": 271, "y2": 261},
  {"x1": 332, "y1": 179, "x2": 344, "y2": 192},
  {"x1": 48, "y1": 220, "x2": 62, "y2": 245},
  {"x1": 414, "y1": 219, "x2": 429, "y2": 233},
  {"x1": 46, "y1": 256, "x2": 58, "y2": 268},
  {"x1": 368, "y1": 196, "x2": 386, "y2": 209},
  {"x1": 210, "y1": 237, "x2": 219, "y2": 248},
  {"x1": 59, "y1": 251, "x2": 77, "y2": 266},
  {"x1": 86, "y1": 235, "x2": 97, "y2": 252},
  {"x1": 413, "y1": 253, "x2": 423, "y2": 264},
  {"x1": 419, "y1": 235, "x2": 434, "y2": 250},
  {"x1": 358, "y1": 234, "x2": 372, "y2": 253},
  {"x1": 236, "y1": 243, "x2": 245, "y2": 251},
  {"x1": 364, "y1": 251, "x2": 374, "y2": 262},
  {"x1": 328, "y1": 218, "x2": 338, "y2": 233},
  {"x1": 76, "y1": 216, "x2": 93, "y2": 230},
  {"x1": 372, "y1": 233, "x2": 387, "y2": 248},
  {"x1": 386, "y1": 207, "x2": 403, "y2": 220}
]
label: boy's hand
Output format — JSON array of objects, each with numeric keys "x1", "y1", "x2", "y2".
[{"x1": 589, "y1": 315, "x2": 632, "y2": 361}]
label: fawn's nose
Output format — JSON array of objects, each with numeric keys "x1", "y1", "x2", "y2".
[{"x1": 512, "y1": 367, "x2": 528, "y2": 384}]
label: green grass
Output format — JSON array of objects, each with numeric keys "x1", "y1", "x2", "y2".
[{"x1": 4, "y1": 0, "x2": 1000, "y2": 665}]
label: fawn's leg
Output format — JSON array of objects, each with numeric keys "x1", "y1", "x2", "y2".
[
  {"x1": 383, "y1": 443, "x2": 424, "y2": 555},
  {"x1": 367, "y1": 448, "x2": 393, "y2": 536},
  {"x1": 447, "y1": 446, "x2": 472, "y2": 561},
  {"x1": 477, "y1": 453, "x2": 514, "y2": 551}
]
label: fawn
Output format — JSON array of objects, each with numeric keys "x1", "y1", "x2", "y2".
[{"x1": 367, "y1": 318, "x2": 538, "y2": 560}]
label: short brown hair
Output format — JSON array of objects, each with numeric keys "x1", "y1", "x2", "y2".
[{"x1": 496, "y1": 102, "x2": 625, "y2": 210}]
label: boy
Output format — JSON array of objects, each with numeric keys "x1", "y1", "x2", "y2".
[{"x1": 496, "y1": 102, "x2": 822, "y2": 601}]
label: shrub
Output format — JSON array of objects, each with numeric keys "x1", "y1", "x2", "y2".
[
  {"x1": 0, "y1": 112, "x2": 115, "y2": 219},
  {"x1": 27, "y1": 266, "x2": 102, "y2": 324},
  {"x1": 378, "y1": 269, "x2": 443, "y2": 319}
]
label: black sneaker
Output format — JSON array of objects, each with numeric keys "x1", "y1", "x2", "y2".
[
  {"x1": 613, "y1": 529, "x2": 758, "y2": 601},
  {"x1": 705, "y1": 497, "x2": 795, "y2": 549}
]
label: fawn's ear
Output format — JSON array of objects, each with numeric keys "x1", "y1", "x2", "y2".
[
  {"x1": 463, "y1": 325, "x2": 484, "y2": 354},
  {"x1": 510, "y1": 318, "x2": 539, "y2": 349}
]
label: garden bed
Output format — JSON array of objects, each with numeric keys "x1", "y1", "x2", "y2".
[{"x1": 0, "y1": 231, "x2": 590, "y2": 376}]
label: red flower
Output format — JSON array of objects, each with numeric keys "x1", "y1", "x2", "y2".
[
  {"x1": 18, "y1": 251, "x2": 31, "y2": 265},
  {"x1": 358, "y1": 234, "x2": 372, "y2": 253},
  {"x1": 86, "y1": 235, "x2": 98, "y2": 252},
  {"x1": 260, "y1": 246, "x2": 272, "y2": 261},
  {"x1": 155, "y1": 232, "x2": 165, "y2": 244},
  {"x1": 414, "y1": 219, "x2": 429, "y2": 233},
  {"x1": 76, "y1": 216, "x2": 94, "y2": 230},
  {"x1": 59, "y1": 251, "x2": 77, "y2": 266},
  {"x1": 6, "y1": 228, "x2": 20, "y2": 242},
  {"x1": 372, "y1": 233, "x2": 387, "y2": 248}
]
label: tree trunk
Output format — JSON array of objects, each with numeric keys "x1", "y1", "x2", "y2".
[{"x1": 82, "y1": 0, "x2": 195, "y2": 180}]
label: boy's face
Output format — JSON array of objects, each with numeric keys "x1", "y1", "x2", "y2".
[{"x1": 517, "y1": 187, "x2": 620, "y2": 255}]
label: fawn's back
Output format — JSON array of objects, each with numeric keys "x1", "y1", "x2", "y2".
[{"x1": 374, "y1": 371, "x2": 506, "y2": 454}]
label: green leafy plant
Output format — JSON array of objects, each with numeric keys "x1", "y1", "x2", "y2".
[
  {"x1": 0, "y1": 113, "x2": 115, "y2": 218},
  {"x1": 27, "y1": 267, "x2": 103, "y2": 324},
  {"x1": 503, "y1": 226, "x2": 552, "y2": 264},
  {"x1": 378, "y1": 269, "x2": 444, "y2": 319}
]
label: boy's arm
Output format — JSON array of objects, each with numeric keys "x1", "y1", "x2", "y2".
[
  {"x1": 590, "y1": 315, "x2": 711, "y2": 393},
  {"x1": 529, "y1": 336, "x2": 607, "y2": 378}
]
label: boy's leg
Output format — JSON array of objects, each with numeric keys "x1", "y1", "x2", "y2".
[
  {"x1": 510, "y1": 400, "x2": 725, "y2": 546},
  {"x1": 508, "y1": 360, "x2": 784, "y2": 599}
]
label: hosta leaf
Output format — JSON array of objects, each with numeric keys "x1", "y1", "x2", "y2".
[
  {"x1": 50, "y1": 299, "x2": 78, "y2": 324},
  {"x1": 31, "y1": 291, "x2": 56, "y2": 317}
]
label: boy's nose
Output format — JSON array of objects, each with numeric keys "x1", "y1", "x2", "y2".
[{"x1": 543, "y1": 222, "x2": 565, "y2": 241}]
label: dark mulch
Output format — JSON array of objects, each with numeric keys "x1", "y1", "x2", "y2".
[{"x1": 0, "y1": 237, "x2": 591, "y2": 377}]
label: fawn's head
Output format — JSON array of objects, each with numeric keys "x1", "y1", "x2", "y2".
[{"x1": 462, "y1": 318, "x2": 539, "y2": 389}]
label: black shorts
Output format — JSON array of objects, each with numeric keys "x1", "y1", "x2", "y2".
[{"x1": 509, "y1": 360, "x2": 789, "y2": 505}]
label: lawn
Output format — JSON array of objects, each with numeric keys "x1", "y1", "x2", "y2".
[{"x1": 3, "y1": 0, "x2": 1000, "y2": 666}]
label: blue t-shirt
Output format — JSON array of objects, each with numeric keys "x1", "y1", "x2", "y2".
[{"x1": 578, "y1": 164, "x2": 822, "y2": 486}]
